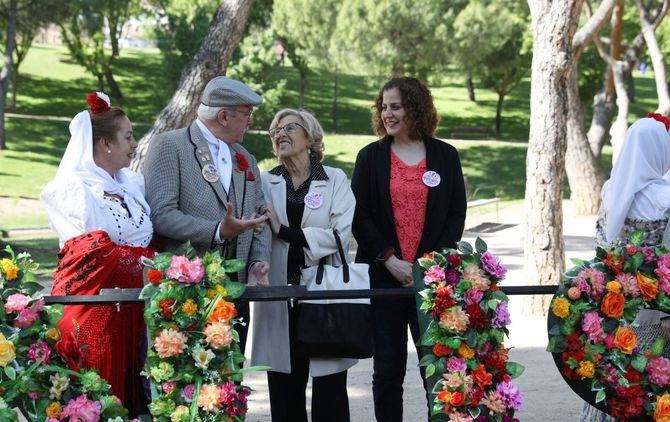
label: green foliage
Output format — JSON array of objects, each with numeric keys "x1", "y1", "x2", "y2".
[
  {"x1": 578, "y1": 45, "x2": 607, "y2": 104},
  {"x1": 227, "y1": 28, "x2": 287, "y2": 127}
]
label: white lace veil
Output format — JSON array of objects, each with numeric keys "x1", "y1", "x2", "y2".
[
  {"x1": 601, "y1": 117, "x2": 670, "y2": 242},
  {"x1": 53, "y1": 107, "x2": 150, "y2": 223}
]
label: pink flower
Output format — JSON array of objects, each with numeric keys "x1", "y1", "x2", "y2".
[
  {"x1": 162, "y1": 381, "x2": 176, "y2": 394},
  {"x1": 581, "y1": 311, "x2": 604, "y2": 343},
  {"x1": 448, "y1": 412, "x2": 474, "y2": 422},
  {"x1": 604, "y1": 332, "x2": 616, "y2": 349},
  {"x1": 464, "y1": 289, "x2": 483, "y2": 306},
  {"x1": 28, "y1": 391, "x2": 39, "y2": 400},
  {"x1": 198, "y1": 384, "x2": 221, "y2": 413},
  {"x1": 658, "y1": 253, "x2": 670, "y2": 269},
  {"x1": 183, "y1": 384, "x2": 196, "y2": 402},
  {"x1": 480, "y1": 251, "x2": 507, "y2": 280},
  {"x1": 638, "y1": 246, "x2": 655, "y2": 263},
  {"x1": 153, "y1": 328, "x2": 188, "y2": 358},
  {"x1": 14, "y1": 299, "x2": 44, "y2": 329},
  {"x1": 423, "y1": 265, "x2": 446, "y2": 285},
  {"x1": 446, "y1": 356, "x2": 467, "y2": 372},
  {"x1": 496, "y1": 380, "x2": 523, "y2": 411},
  {"x1": 5, "y1": 293, "x2": 31, "y2": 313},
  {"x1": 573, "y1": 268, "x2": 605, "y2": 299},
  {"x1": 27, "y1": 340, "x2": 51, "y2": 365},
  {"x1": 203, "y1": 321, "x2": 233, "y2": 349},
  {"x1": 60, "y1": 394, "x2": 102, "y2": 422},
  {"x1": 462, "y1": 265, "x2": 490, "y2": 291},
  {"x1": 615, "y1": 273, "x2": 639, "y2": 297},
  {"x1": 648, "y1": 356, "x2": 670, "y2": 387},
  {"x1": 166, "y1": 255, "x2": 205, "y2": 284}
]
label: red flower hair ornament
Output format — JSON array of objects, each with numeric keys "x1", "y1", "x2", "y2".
[
  {"x1": 86, "y1": 91, "x2": 111, "y2": 114},
  {"x1": 647, "y1": 112, "x2": 670, "y2": 131}
]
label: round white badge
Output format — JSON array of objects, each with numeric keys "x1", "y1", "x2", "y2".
[
  {"x1": 304, "y1": 192, "x2": 323, "y2": 209},
  {"x1": 422, "y1": 170, "x2": 441, "y2": 187},
  {"x1": 201, "y1": 163, "x2": 220, "y2": 183}
]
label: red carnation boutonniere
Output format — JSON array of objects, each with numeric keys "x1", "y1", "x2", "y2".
[
  {"x1": 235, "y1": 152, "x2": 249, "y2": 173},
  {"x1": 647, "y1": 112, "x2": 670, "y2": 131}
]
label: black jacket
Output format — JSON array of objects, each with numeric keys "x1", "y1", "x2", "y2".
[{"x1": 351, "y1": 136, "x2": 467, "y2": 288}]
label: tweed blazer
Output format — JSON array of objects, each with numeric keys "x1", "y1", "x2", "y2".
[
  {"x1": 143, "y1": 121, "x2": 271, "y2": 283},
  {"x1": 251, "y1": 164, "x2": 357, "y2": 376}
]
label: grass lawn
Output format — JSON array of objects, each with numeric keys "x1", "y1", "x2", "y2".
[{"x1": 0, "y1": 235, "x2": 60, "y2": 279}]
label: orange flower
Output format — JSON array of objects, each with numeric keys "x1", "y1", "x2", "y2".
[
  {"x1": 551, "y1": 298, "x2": 570, "y2": 318},
  {"x1": 605, "y1": 281, "x2": 622, "y2": 294},
  {"x1": 207, "y1": 298, "x2": 237, "y2": 324},
  {"x1": 603, "y1": 252, "x2": 623, "y2": 274},
  {"x1": 601, "y1": 292, "x2": 625, "y2": 319},
  {"x1": 654, "y1": 393, "x2": 670, "y2": 422},
  {"x1": 613, "y1": 327, "x2": 637, "y2": 354},
  {"x1": 147, "y1": 268, "x2": 164, "y2": 285},
  {"x1": 567, "y1": 287, "x2": 581, "y2": 300},
  {"x1": 437, "y1": 390, "x2": 452, "y2": 403},
  {"x1": 46, "y1": 402, "x2": 62, "y2": 418},
  {"x1": 472, "y1": 364, "x2": 493, "y2": 388},
  {"x1": 458, "y1": 343, "x2": 475, "y2": 360},
  {"x1": 637, "y1": 272, "x2": 659, "y2": 301},
  {"x1": 449, "y1": 391, "x2": 466, "y2": 407},
  {"x1": 422, "y1": 252, "x2": 434, "y2": 260}
]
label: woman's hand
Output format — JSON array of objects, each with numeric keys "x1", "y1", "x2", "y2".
[
  {"x1": 384, "y1": 256, "x2": 414, "y2": 288},
  {"x1": 263, "y1": 203, "x2": 281, "y2": 235}
]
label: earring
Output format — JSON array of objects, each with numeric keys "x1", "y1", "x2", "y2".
[{"x1": 107, "y1": 149, "x2": 111, "y2": 154}]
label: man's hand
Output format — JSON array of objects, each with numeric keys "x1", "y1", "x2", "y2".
[
  {"x1": 247, "y1": 261, "x2": 270, "y2": 286},
  {"x1": 384, "y1": 256, "x2": 414, "y2": 288},
  {"x1": 662, "y1": 318, "x2": 670, "y2": 340},
  {"x1": 263, "y1": 203, "x2": 281, "y2": 235},
  {"x1": 219, "y1": 202, "x2": 268, "y2": 239}
]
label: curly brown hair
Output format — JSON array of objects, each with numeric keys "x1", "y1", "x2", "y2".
[{"x1": 372, "y1": 77, "x2": 440, "y2": 140}]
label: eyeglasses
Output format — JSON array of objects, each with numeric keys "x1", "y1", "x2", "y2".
[
  {"x1": 224, "y1": 108, "x2": 253, "y2": 119},
  {"x1": 268, "y1": 122, "x2": 306, "y2": 138}
]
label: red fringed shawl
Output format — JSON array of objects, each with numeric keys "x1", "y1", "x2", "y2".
[{"x1": 52, "y1": 230, "x2": 155, "y2": 416}]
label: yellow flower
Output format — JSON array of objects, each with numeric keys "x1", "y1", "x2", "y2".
[
  {"x1": 458, "y1": 343, "x2": 475, "y2": 360},
  {"x1": 0, "y1": 333, "x2": 16, "y2": 367},
  {"x1": 576, "y1": 361, "x2": 595, "y2": 379},
  {"x1": 655, "y1": 393, "x2": 670, "y2": 421},
  {"x1": 206, "y1": 285, "x2": 227, "y2": 299},
  {"x1": 1, "y1": 258, "x2": 18, "y2": 281},
  {"x1": 45, "y1": 327, "x2": 61, "y2": 341},
  {"x1": 170, "y1": 405, "x2": 190, "y2": 422},
  {"x1": 551, "y1": 298, "x2": 570, "y2": 319},
  {"x1": 182, "y1": 299, "x2": 198, "y2": 315},
  {"x1": 606, "y1": 281, "x2": 622, "y2": 294},
  {"x1": 46, "y1": 402, "x2": 62, "y2": 419}
]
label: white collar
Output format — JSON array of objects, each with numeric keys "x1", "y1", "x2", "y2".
[{"x1": 196, "y1": 119, "x2": 230, "y2": 153}]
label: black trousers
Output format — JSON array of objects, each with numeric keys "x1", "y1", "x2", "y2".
[
  {"x1": 371, "y1": 296, "x2": 428, "y2": 422},
  {"x1": 267, "y1": 304, "x2": 350, "y2": 422},
  {"x1": 236, "y1": 301, "x2": 249, "y2": 354}
]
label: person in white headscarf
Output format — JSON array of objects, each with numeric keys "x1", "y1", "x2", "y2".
[
  {"x1": 582, "y1": 115, "x2": 670, "y2": 421},
  {"x1": 40, "y1": 92, "x2": 153, "y2": 417}
]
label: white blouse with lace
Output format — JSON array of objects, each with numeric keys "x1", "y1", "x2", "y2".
[{"x1": 41, "y1": 177, "x2": 153, "y2": 248}]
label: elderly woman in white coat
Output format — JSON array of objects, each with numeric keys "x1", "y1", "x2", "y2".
[{"x1": 251, "y1": 109, "x2": 356, "y2": 422}]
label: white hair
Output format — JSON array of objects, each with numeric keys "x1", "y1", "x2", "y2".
[{"x1": 197, "y1": 104, "x2": 223, "y2": 121}]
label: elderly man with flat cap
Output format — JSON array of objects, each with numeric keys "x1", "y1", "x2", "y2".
[{"x1": 143, "y1": 76, "x2": 271, "y2": 351}]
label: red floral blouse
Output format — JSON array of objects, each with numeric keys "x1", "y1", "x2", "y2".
[{"x1": 390, "y1": 149, "x2": 428, "y2": 261}]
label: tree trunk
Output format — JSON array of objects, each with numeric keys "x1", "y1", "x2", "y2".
[
  {"x1": 97, "y1": 74, "x2": 105, "y2": 92},
  {"x1": 565, "y1": 64, "x2": 604, "y2": 215},
  {"x1": 0, "y1": 0, "x2": 18, "y2": 151},
  {"x1": 609, "y1": 61, "x2": 630, "y2": 164},
  {"x1": 466, "y1": 76, "x2": 476, "y2": 102},
  {"x1": 586, "y1": 88, "x2": 615, "y2": 159},
  {"x1": 104, "y1": 67, "x2": 123, "y2": 99},
  {"x1": 525, "y1": 0, "x2": 582, "y2": 315},
  {"x1": 331, "y1": 69, "x2": 339, "y2": 133},
  {"x1": 108, "y1": 18, "x2": 121, "y2": 58},
  {"x1": 9, "y1": 70, "x2": 17, "y2": 112},
  {"x1": 495, "y1": 92, "x2": 504, "y2": 137},
  {"x1": 636, "y1": 0, "x2": 670, "y2": 116},
  {"x1": 132, "y1": 0, "x2": 255, "y2": 171}
]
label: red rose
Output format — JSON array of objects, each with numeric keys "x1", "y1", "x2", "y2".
[
  {"x1": 55, "y1": 332, "x2": 83, "y2": 371},
  {"x1": 159, "y1": 299, "x2": 176, "y2": 319},
  {"x1": 86, "y1": 92, "x2": 110, "y2": 114},
  {"x1": 246, "y1": 171, "x2": 255, "y2": 181},
  {"x1": 449, "y1": 391, "x2": 466, "y2": 407},
  {"x1": 235, "y1": 153, "x2": 249, "y2": 173},
  {"x1": 147, "y1": 268, "x2": 164, "y2": 285},
  {"x1": 448, "y1": 253, "x2": 462, "y2": 268},
  {"x1": 432, "y1": 343, "x2": 452, "y2": 357},
  {"x1": 472, "y1": 364, "x2": 493, "y2": 388}
]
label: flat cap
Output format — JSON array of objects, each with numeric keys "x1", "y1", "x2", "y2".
[{"x1": 200, "y1": 76, "x2": 263, "y2": 107}]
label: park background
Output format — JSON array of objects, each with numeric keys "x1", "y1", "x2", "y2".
[{"x1": 1, "y1": 1, "x2": 670, "y2": 419}]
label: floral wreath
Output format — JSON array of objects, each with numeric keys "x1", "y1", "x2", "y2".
[
  {"x1": 0, "y1": 246, "x2": 133, "y2": 421},
  {"x1": 548, "y1": 230, "x2": 670, "y2": 420},
  {"x1": 139, "y1": 243, "x2": 265, "y2": 421},
  {"x1": 416, "y1": 238, "x2": 524, "y2": 421}
]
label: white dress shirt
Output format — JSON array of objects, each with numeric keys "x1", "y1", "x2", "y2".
[{"x1": 196, "y1": 119, "x2": 232, "y2": 193}]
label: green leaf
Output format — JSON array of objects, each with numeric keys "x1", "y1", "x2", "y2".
[
  {"x1": 628, "y1": 230, "x2": 644, "y2": 246},
  {"x1": 425, "y1": 363, "x2": 436, "y2": 378},
  {"x1": 139, "y1": 284, "x2": 159, "y2": 300},
  {"x1": 141, "y1": 256, "x2": 155, "y2": 268},
  {"x1": 487, "y1": 299, "x2": 498, "y2": 311},
  {"x1": 595, "y1": 389, "x2": 606, "y2": 404},
  {"x1": 46, "y1": 304, "x2": 63, "y2": 324},
  {"x1": 223, "y1": 259, "x2": 245, "y2": 273},
  {"x1": 175, "y1": 241, "x2": 196, "y2": 258},
  {"x1": 468, "y1": 407, "x2": 481, "y2": 419},
  {"x1": 546, "y1": 336, "x2": 558, "y2": 353},
  {"x1": 418, "y1": 353, "x2": 436, "y2": 367},
  {"x1": 651, "y1": 337, "x2": 666, "y2": 356},
  {"x1": 474, "y1": 237, "x2": 487, "y2": 254},
  {"x1": 152, "y1": 252, "x2": 174, "y2": 270},
  {"x1": 631, "y1": 354, "x2": 648, "y2": 372},
  {"x1": 506, "y1": 362, "x2": 525, "y2": 379},
  {"x1": 595, "y1": 247, "x2": 608, "y2": 259},
  {"x1": 457, "y1": 241, "x2": 473, "y2": 255},
  {"x1": 417, "y1": 257, "x2": 434, "y2": 270},
  {"x1": 4, "y1": 365, "x2": 16, "y2": 380},
  {"x1": 570, "y1": 258, "x2": 588, "y2": 267},
  {"x1": 224, "y1": 281, "x2": 246, "y2": 300}
]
